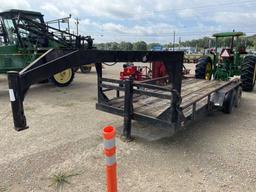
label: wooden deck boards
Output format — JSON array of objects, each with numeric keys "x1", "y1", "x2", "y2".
[{"x1": 108, "y1": 79, "x2": 228, "y2": 118}]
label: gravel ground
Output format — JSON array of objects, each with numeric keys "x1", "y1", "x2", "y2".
[{"x1": 0, "y1": 64, "x2": 256, "y2": 192}]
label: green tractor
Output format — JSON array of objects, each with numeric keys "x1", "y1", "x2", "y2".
[
  {"x1": 0, "y1": 9, "x2": 93, "y2": 87},
  {"x1": 196, "y1": 32, "x2": 256, "y2": 91}
]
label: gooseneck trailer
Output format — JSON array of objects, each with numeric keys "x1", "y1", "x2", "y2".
[{"x1": 8, "y1": 49, "x2": 242, "y2": 140}]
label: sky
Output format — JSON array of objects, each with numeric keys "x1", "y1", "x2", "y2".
[{"x1": 1, "y1": 0, "x2": 256, "y2": 43}]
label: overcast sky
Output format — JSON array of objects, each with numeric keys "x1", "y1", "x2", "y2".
[{"x1": 1, "y1": 0, "x2": 256, "y2": 43}]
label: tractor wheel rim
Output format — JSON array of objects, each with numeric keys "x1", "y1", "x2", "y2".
[{"x1": 53, "y1": 69, "x2": 72, "y2": 84}]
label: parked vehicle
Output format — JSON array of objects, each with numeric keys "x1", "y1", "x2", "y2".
[
  {"x1": 0, "y1": 9, "x2": 93, "y2": 87},
  {"x1": 196, "y1": 32, "x2": 256, "y2": 91}
]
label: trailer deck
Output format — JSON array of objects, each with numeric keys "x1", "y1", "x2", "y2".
[
  {"x1": 105, "y1": 78, "x2": 230, "y2": 117},
  {"x1": 96, "y1": 75, "x2": 241, "y2": 139}
]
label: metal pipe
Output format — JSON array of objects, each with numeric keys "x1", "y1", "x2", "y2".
[{"x1": 123, "y1": 78, "x2": 133, "y2": 140}]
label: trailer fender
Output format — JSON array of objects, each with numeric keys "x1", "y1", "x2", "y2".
[
  {"x1": 211, "y1": 81, "x2": 241, "y2": 108},
  {"x1": 211, "y1": 91, "x2": 226, "y2": 107}
]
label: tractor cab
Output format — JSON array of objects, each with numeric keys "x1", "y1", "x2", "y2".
[
  {"x1": 0, "y1": 9, "x2": 48, "y2": 49},
  {"x1": 0, "y1": 10, "x2": 49, "y2": 73},
  {"x1": 212, "y1": 32, "x2": 245, "y2": 80},
  {"x1": 0, "y1": 9, "x2": 94, "y2": 87}
]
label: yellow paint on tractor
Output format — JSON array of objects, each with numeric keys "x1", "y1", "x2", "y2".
[
  {"x1": 205, "y1": 63, "x2": 212, "y2": 80},
  {"x1": 53, "y1": 69, "x2": 73, "y2": 84}
]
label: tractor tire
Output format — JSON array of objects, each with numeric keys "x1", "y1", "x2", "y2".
[
  {"x1": 50, "y1": 68, "x2": 75, "y2": 87},
  {"x1": 241, "y1": 55, "x2": 256, "y2": 92},
  {"x1": 222, "y1": 90, "x2": 236, "y2": 114},
  {"x1": 80, "y1": 65, "x2": 92, "y2": 73},
  {"x1": 195, "y1": 57, "x2": 212, "y2": 80}
]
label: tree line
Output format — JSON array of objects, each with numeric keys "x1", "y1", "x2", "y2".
[
  {"x1": 95, "y1": 35, "x2": 256, "y2": 51},
  {"x1": 96, "y1": 41, "x2": 172, "y2": 51}
]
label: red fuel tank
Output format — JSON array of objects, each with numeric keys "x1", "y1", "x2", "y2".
[{"x1": 152, "y1": 61, "x2": 167, "y2": 78}]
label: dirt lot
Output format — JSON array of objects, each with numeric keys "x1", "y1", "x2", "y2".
[{"x1": 0, "y1": 64, "x2": 256, "y2": 192}]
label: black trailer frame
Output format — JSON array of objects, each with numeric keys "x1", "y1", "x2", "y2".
[
  {"x1": 7, "y1": 48, "x2": 241, "y2": 139},
  {"x1": 7, "y1": 49, "x2": 184, "y2": 131},
  {"x1": 96, "y1": 73, "x2": 241, "y2": 140}
]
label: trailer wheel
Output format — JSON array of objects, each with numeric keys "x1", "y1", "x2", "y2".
[
  {"x1": 80, "y1": 65, "x2": 92, "y2": 73},
  {"x1": 222, "y1": 90, "x2": 236, "y2": 114},
  {"x1": 241, "y1": 55, "x2": 256, "y2": 92},
  {"x1": 51, "y1": 68, "x2": 75, "y2": 87},
  {"x1": 195, "y1": 57, "x2": 212, "y2": 80},
  {"x1": 235, "y1": 86, "x2": 242, "y2": 107}
]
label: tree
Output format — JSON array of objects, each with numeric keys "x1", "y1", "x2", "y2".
[
  {"x1": 253, "y1": 39, "x2": 256, "y2": 50},
  {"x1": 94, "y1": 33, "x2": 256, "y2": 52},
  {"x1": 96, "y1": 43, "x2": 105, "y2": 50},
  {"x1": 133, "y1": 41, "x2": 147, "y2": 51},
  {"x1": 147, "y1": 43, "x2": 162, "y2": 50},
  {"x1": 110, "y1": 42, "x2": 119, "y2": 50},
  {"x1": 119, "y1": 41, "x2": 133, "y2": 51},
  {"x1": 104, "y1": 42, "x2": 112, "y2": 50}
]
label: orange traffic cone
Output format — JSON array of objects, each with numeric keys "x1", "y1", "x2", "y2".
[{"x1": 103, "y1": 126, "x2": 117, "y2": 192}]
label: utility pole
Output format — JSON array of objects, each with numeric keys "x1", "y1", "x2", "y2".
[
  {"x1": 75, "y1": 18, "x2": 79, "y2": 36},
  {"x1": 67, "y1": 14, "x2": 71, "y2": 33},
  {"x1": 173, "y1": 31, "x2": 176, "y2": 51},
  {"x1": 179, "y1": 37, "x2": 181, "y2": 50}
]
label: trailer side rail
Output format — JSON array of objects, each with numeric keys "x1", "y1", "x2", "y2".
[{"x1": 96, "y1": 75, "x2": 241, "y2": 139}]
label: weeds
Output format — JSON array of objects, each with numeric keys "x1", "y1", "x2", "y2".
[
  {"x1": 0, "y1": 187, "x2": 7, "y2": 192},
  {"x1": 48, "y1": 171, "x2": 80, "y2": 192}
]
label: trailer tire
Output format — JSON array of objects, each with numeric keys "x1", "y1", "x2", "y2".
[
  {"x1": 241, "y1": 55, "x2": 256, "y2": 92},
  {"x1": 50, "y1": 68, "x2": 75, "y2": 87},
  {"x1": 80, "y1": 65, "x2": 92, "y2": 73},
  {"x1": 195, "y1": 57, "x2": 212, "y2": 80},
  {"x1": 222, "y1": 90, "x2": 236, "y2": 114}
]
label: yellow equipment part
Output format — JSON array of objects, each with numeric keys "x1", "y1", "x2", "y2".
[
  {"x1": 53, "y1": 69, "x2": 73, "y2": 84},
  {"x1": 205, "y1": 63, "x2": 212, "y2": 80}
]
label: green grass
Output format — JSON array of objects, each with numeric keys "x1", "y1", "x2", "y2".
[
  {"x1": 25, "y1": 106, "x2": 36, "y2": 111},
  {"x1": 48, "y1": 171, "x2": 80, "y2": 192},
  {"x1": 58, "y1": 102, "x2": 76, "y2": 107},
  {"x1": 0, "y1": 187, "x2": 7, "y2": 192}
]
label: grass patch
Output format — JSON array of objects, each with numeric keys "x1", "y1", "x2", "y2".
[
  {"x1": 25, "y1": 106, "x2": 36, "y2": 111},
  {"x1": 58, "y1": 103, "x2": 76, "y2": 107},
  {"x1": 0, "y1": 187, "x2": 7, "y2": 192},
  {"x1": 48, "y1": 171, "x2": 80, "y2": 192}
]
